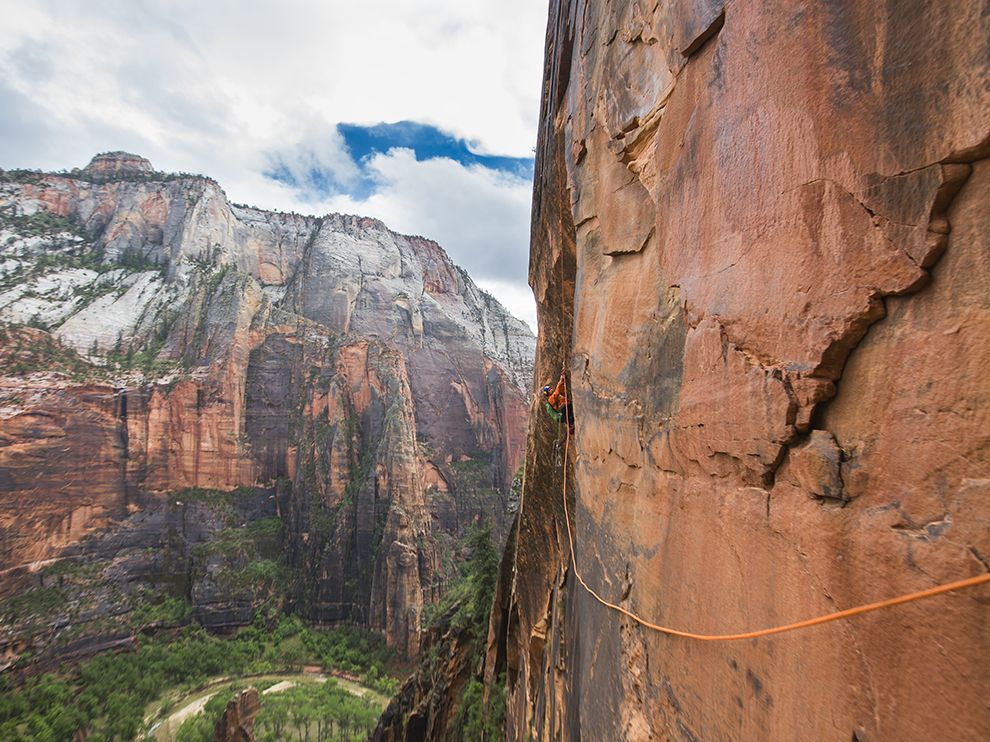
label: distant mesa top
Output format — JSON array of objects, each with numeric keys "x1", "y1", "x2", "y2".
[{"x1": 82, "y1": 151, "x2": 154, "y2": 177}]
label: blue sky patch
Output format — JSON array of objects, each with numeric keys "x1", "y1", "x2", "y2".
[
  {"x1": 266, "y1": 120, "x2": 534, "y2": 200},
  {"x1": 264, "y1": 161, "x2": 342, "y2": 199}
]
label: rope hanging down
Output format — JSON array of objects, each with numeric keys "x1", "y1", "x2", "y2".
[
  {"x1": 561, "y1": 430, "x2": 989, "y2": 640},
  {"x1": 553, "y1": 248, "x2": 990, "y2": 641}
]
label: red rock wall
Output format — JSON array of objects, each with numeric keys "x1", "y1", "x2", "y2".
[
  {"x1": 0, "y1": 319, "x2": 520, "y2": 656},
  {"x1": 0, "y1": 383, "x2": 127, "y2": 573},
  {"x1": 492, "y1": 1, "x2": 990, "y2": 739},
  {"x1": 0, "y1": 164, "x2": 531, "y2": 657}
]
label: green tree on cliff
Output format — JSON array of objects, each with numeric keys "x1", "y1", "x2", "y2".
[{"x1": 465, "y1": 522, "x2": 500, "y2": 636}]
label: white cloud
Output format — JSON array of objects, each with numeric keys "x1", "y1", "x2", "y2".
[
  {"x1": 318, "y1": 148, "x2": 536, "y2": 329},
  {"x1": 0, "y1": 0, "x2": 546, "y2": 165},
  {"x1": 0, "y1": 0, "x2": 545, "y2": 329},
  {"x1": 263, "y1": 115, "x2": 362, "y2": 196}
]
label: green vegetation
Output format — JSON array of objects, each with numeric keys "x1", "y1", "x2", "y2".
[
  {"x1": 127, "y1": 594, "x2": 193, "y2": 627},
  {"x1": 174, "y1": 684, "x2": 251, "y2": 742},
  {"x1": 0, "y1": 565, "x2": 191, "y2": 646},
  {"x1": 0, "y1": 615, "x2": 400, "y2": 741},
  {"x1": 0, "y1": 585, "x2": 65, "y2": 627},
  {"x1": 0, "y1": 491, "x2": 287, "y2": 642},
  {"x1": 0, "y1": 166, "x2": 212, "y2": 187},
  {"x1": 0, "y1": 203, "x2": 177, "y2": 374},
  {"x1": 454, "y1": 675, "x2": 507, "y2": 741},
  {"x1": 35, "y1": 558, "x2": 101, "y2": 582},
  {"x1": 449, "y1": 450, "x2": 495, "y2": 492},
  {"x1": 418, "y1": 523, "x2": 508, "y2": 741},
  {"x1": 0, "y1": 207, "x2": 86, "y2": 239},
  {"x1": 175, "y1": 679, "x2": 381, "y2": 742},
  {"x1": 101, "y1": 337, "x2": 175, "y2": 376},
  {"x1": 99, "y1": 306, "x2": 181, "y2": 377},
  {"x1": 182, "y1": 259, "x2": 231, "y2": 367},
  {"x1": 0, "y1": 320, "x2": 183, "y2": 380},
  {"x1": 117, "y1": 246, "x2": 165, "y2": 273},
  {"x1": 192, "y1": 516, "x2": 284, "y2": 560},
  {"x1": 0, "y1": 203, "x2": 185, "y2": 381},
  {"x1": 0, "y1": 326, "x2": 97, "y2": 380},
  {"x1": 421, "y1": 522, "x2": 500, "y2": 639},
  {"x1": 190, "y1": 516, "x2": 288, "y2": 616},
  {"x1": 256, "y1": 681, "x2": 381, "y2": 742},
  {"x1": 0, "y1": 168, "x2": 46, "y2": 185},
  {"x1": 14, "y1": 241, "x2": 104, "y2": 275},
  {"x1": 0, "y1": 206, "x2": 100, "y2": 294}
]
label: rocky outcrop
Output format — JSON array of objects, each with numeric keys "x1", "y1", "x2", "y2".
[
  {"x1": 213, "y1": 687, "x2": 261, "y2": 742},
  {"x1": 0, "y1": 154, "x2": 533, "y2": 656},
  {"x1": 81, "y1": 151, "x2": 154, "y2": 180},
  {"x1": 371, "y1": 602, "x2": 478, "y2": 742},
  {"x1": 489, "y1": 1, "x2": 990, "y2": 740},
  {"x1": 0, "y1": 487, "x2": 281, "y2": 672}
]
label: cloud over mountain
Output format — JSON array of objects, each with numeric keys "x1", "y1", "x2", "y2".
[{"x1": 0, "y1": 0, "x2": 545, "y2": 328}]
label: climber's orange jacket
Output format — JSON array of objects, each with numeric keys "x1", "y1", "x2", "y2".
[{"x1": 547, "y1": 378, "x2": 567, "y2": 411}]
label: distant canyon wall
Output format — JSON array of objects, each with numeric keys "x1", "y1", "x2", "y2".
[
  {"x1": 490, "y1": 1, "x2": 989, "y2": 740},
  {"x1": 0, "y1": 156, "x2": 534, "y2": 656}
]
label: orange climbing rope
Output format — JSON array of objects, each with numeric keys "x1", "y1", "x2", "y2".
[
  {"x1": 552, "y1": 247, "x2": 990, "y2": 641},
  {"x1": 560, "y1": 430, "x2": 989, "y2": 640}
]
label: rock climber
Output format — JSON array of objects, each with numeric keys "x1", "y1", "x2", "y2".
[{"x1": 542, "y1": 369, "x2": 574, "y2": 434}]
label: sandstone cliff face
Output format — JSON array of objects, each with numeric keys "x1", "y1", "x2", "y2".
[
  {"x1": 0, "y1": 154, "x2": 533, "y2": 656},
  {"x1": 490, "y1": 1, "x2": 990, "y2": 740}
]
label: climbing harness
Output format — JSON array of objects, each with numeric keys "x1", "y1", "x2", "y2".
[{"x1": 549, "y1": 244, "x2": 990, "y2": 640}]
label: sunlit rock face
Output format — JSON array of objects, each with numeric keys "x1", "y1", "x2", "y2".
[
  {"x1": 0, "y1": 153, "x2": 534, "y2": 656},
  {"x1": 488, "y1": 1, "x2": 990, "y2": 740}
]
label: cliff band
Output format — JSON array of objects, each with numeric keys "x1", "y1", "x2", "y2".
[{"x1": 0, "y1": 154, "x2": 534, "y2": 659}]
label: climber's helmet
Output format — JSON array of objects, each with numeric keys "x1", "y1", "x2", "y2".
[{"x1": 542, "y1": 385, "x2": 552, "y2": 396}]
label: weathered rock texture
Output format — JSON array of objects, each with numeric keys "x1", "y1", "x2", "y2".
[
  {"x1": 371, "y1": 598, "x2": 478, "y2": 741},
  {"x1": 213, "y1": 687, "x2": 261, "y2": 742},
  {"x1": 0, "y1": 154, "x2": 533, "y2": 656},
  {"x1": 81, "y1": 151, "x2": 154, "y2": 179},
  {"x1": 370, "y1": 481, "x2": 522, "y2": 742},
  {"x1": 0, "y1": 484, "x2": 296, "y2": 676},
  {"x1": 489, "y1": 1, "x2": 990, "y2": 740}
]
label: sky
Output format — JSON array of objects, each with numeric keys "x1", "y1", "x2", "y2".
[{"x1": 0, "y1": 0, "x2": 547, "y2": 330}]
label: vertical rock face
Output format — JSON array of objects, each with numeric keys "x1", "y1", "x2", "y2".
[
  {"x1": 0, "y1": 155, "x2": 534, "y2": 656},
  {"x1": 491, "y1": 1, "x2": 990, "y2": 740},
  {"x1": 213, "y1": 687, "x2": 261, "y2": 742}
]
